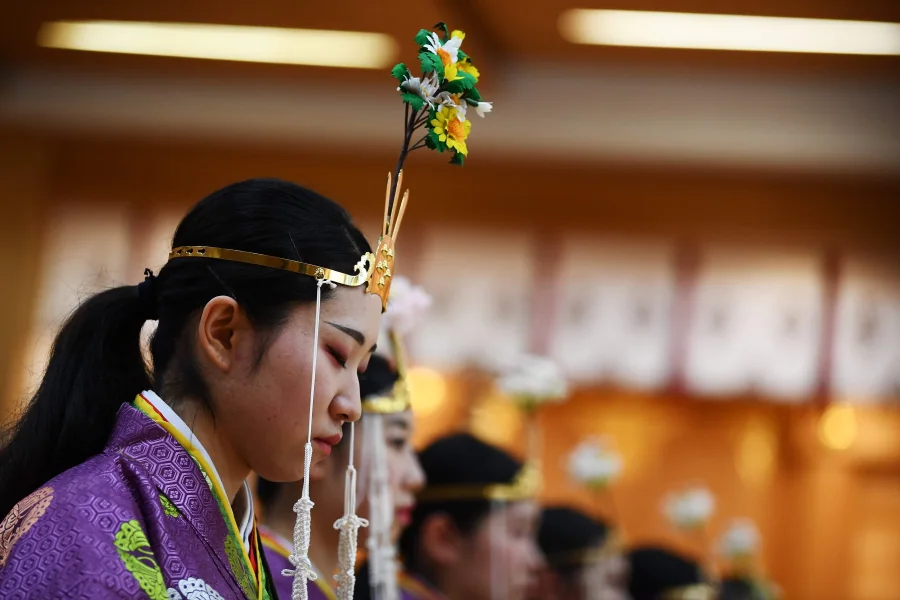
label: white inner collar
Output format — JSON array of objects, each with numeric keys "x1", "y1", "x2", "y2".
[{"x1": 141, "y1": 390, "x2": 255, "y2": 550}]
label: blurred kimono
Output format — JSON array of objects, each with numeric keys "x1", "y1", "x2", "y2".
[
  {"x1": 0, "y1": 392, "x2": 273, "y2": 600},
  {"x1": 259, "y1": 526, "x2": 336, "y2": 600},
  {"x1": 398, "y1": 572, "x2": 444, "y2": 600}
]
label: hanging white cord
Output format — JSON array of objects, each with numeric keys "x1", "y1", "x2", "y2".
[
  {"x1": 366, "y1": 414, "x2": 397, "y2": 600},
  {"x1": 334, "y1": 421, "x2": 369, "y2": 599},
  {"x1": 285, "y1": 278, "x2": 335, "y2": 600},
  {"x1": 489, "y1": 499, "x2": 509, "y2": 600}
]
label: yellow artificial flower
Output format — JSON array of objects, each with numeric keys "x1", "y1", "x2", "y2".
[
  {"x1": 451, "y1": 30, "x2": 466, "y2": 42},
  {"x1": 431, "y1": 106, "x2": 471, "y2": 156},
  {"x1": 458, "y1": 60, "x2": 480, "y2": 82}
]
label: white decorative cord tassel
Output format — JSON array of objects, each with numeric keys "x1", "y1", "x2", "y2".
[
  {"x1": 489, "y1": 499, "x2": 509, "y2": 600},
  {"x1": 366, "y1": 415, "x2": 398, "y2": 600},
  {"x1": 333, "y1": 422, "x2": 369, "y2": 599},
  {"x1": 284, "y1": 279, "x2": 335, "y2": 600}
]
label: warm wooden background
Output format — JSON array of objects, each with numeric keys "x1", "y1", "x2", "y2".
[{"x1": 1, "y1": 132, "x2": 899, "y2": 600}]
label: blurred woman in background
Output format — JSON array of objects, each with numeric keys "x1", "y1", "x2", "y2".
[
  {"x1": 259, "y1": 353, "x2": 425, "y2": 600},
  {"x1": 0, "y1": 179, "x2": 381, "y2": 598},
  {"x1": 531, "y1": 506, "x2": 629, "y2": 600},
  {"x1": 626, "y1": 546, "x2": 716, "y2": 600},
  {"x1": 400, "y1": 433, "x2": 543, "y2": 600}
]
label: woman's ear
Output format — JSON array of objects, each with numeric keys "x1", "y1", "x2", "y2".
[
  {"x1": 419, "y1": 513, "x2": 463, "y2": 566},
  {"x1": 197, "y1": 295, "x2": 249, "y2": 374}
]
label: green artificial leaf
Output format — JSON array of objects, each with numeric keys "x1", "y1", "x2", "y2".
[
  {"x1": 390, "y1": 63, "x2": 408, "y2": 83},
  {"x1": 457, "y1": 71, "x2": 477, "y2": 91},
  {"x1": 450, "y1": 152, "x2": 465, "y2": 166},
  {"x1": 428, "y1": 129, "x2": 446, "y2": 153},
  {"x1": 418, "y1": 51, "x2": 444, "y2": 78},
  {"x1": 401, "y1": 92, "x2": 426, "y2": 112},
  {"x1": 465, "y1": 97, "x2": 479, "y2": 107},
  {"x1": 414, "y1": 29, "x2": 432, "y2": 47},
  {"x1": 444, "y1": 78, "x2": 466, "y2": 94},
  {"x1": 457, "y1": 49, "x2": 469, "y2": 61},
  {"x1": 466, "y1": 87, "x2": 482, "y2": 102},
  {"x1": 434, "y1": 22, "x2": 450, "y2": 40}
]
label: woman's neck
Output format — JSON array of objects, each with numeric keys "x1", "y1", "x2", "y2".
[{"x1": 171, "y1": 399, "x2": 249, "y2": 502}]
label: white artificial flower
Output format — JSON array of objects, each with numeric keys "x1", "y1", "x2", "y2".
[
  {"x1": 568, "y1": 437, "x2": 623, "y2": 489},
  {"x1": 398, "y1": 72, "x2": 439, "y2": 106},
  {"x1": 383, "y1": 276, "x2": 432, "y2": 337},
  {"x1": 474, "y1": 102, "x2": 492, "y2": 118},
  {"x1": 425, "y1": 32, "x2": 463, "y2": 65},
  {"x1": 663, "y1": 487, "x2": 715, "y2": 529},
  {"x1": 497, "y1": 354, "x2": 568, "y2": 410},
  {"x1": 434, "y1": 92, "x2": 467, "y2": 122},
  {"x1": 719, "y1": 519, "x2": 760, "y2": 558}
]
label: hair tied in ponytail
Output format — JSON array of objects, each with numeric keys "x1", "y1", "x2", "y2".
[{"x1": 137, "y1": 268, "x2": 159, "y2": 321}]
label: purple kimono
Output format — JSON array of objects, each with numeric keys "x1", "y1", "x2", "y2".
[
  {"x1": 259, "y1": 527, "x2": 335, "y2": 600},
  {"x1": 0, "y1": 403, "x2": 271, "y2": 600}
]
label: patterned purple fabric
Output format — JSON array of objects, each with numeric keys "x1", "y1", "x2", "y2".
[{"x1": 0, "y1": 403, "x2": 262, "y2": 599}]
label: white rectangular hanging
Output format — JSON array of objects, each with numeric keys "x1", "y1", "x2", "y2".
[
  {"x1": 830, "y1": 258, "x2": 900, "y2": 402},
  {"x1": 548, "y1": 237, "x2": 677, "y2": 389},
  {"x1": 408, "y1": 228, "x2": 535, "y2": 372}
]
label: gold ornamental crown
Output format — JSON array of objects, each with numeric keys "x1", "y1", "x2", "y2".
[{"x1": 167, "y1": 172, "x2": 410, "y2": 311}]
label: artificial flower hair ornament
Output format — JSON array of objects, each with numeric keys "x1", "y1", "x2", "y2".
[
  {"x1": 567, "y1": 436, "x2": 624, "y2": 491},
  {"x1": 497, "y1": 354, "x2": 569, "y2": 413},
  {"x1": 391, "y1": 23, "x2": 493, "y2": 167},
  {"x1": 663, "y1": 486, "x2": 716, "y2": 531},
  {"x1": 718, "y1": 518, "x2": 760, "y2": 562}
]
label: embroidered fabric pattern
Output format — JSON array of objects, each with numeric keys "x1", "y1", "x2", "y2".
[
  {"x1": 114, "y1": 519, "x2": 168, "y2": 600},
  {"x1": 0, "y1": 486, "x2": 53, "y2": 568}
]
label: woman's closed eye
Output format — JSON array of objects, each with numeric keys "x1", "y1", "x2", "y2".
[
  {"x1": 326, "y1": 346, "x2": 348, "y2": 369},
  {"x1": 387, "y1": 436, "x2": 408, "y2": 451}
]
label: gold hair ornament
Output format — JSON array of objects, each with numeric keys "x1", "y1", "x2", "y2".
[
  {"x1": 362, "y1": 330, "x2": 411, "y2": 414},
  {"x1": 417, "y1": 461, "x2": 541, "y2": 503},
  {"x1": 660, "y1": 583, "x2": 719, "y2": 600},
  {"x1": 166, "y1": 172, "x2": 409, "y2": 311}
]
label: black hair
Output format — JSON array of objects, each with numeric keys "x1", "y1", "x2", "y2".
[
  {"x1": 359, "y1": 354, "x2": 399, "y2": 399},
  {"x1": 399, "y1": 433, "x2": 522, "y2": 578},
  {"x1": 0, "y1": 178, "x2": 371, "y2": 519},
  {"x1": 720, "y1": 576, "x2": 761, "y2": 600},
  {"x1": 627, "y1": 546, "x2": 705, "y2": 600},
  {"x1": 538, "y1": 506, "x2": 610, "y2": 580}
]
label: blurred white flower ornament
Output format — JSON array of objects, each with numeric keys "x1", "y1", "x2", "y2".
[
  {"x1": 568, "y1": 437, "x2": 623, "y2": 490},
  {"x1": 663, "y1": 486, "x2": 715, "y2": 530},
  {"x1": 383, "y1": 276, "x2": 432, "y2": 337},
  {"x1": 719, "y1": 518, "x2": 760, "y2": 559},
  {"x1": 497, "y1": 354, "x2": 568, "y2": 412}
]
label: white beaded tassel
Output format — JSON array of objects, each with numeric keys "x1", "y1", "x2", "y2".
[
  {"x1": 365, "y1": 414, "x2": 398, "y2": 600},
  {"x1": 284, "y1": 279, "x2": 335, "y2": 600},
  {"x1": 333, "y1": 422, "x2": 369, "y2": 599}
]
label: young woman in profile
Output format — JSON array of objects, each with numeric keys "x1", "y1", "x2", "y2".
[
  {"x1": 0, "y1": 179, "x2": 383, "y2": 599},
  {"x1": 258, "y1": 353, "x2": 425, "y2": 600},
  {"x1": 399, "y1": 433, "x2": 544, "y2": 600}
]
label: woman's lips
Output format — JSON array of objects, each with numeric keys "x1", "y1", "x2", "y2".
[
  {"x1": 395, "y1": 505, "x2": 415, "y2": 526},
  {"x1": 313, "y1": 433, "x2": 342, "y2": 456}
]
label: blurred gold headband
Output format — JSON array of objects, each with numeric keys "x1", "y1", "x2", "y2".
[
  {"x1": 361, "y1": 330, "x2": 411, "y2": 414},
  {"x1": 661, "y1": 583, "x2": 718, "y2": 600},
  {"x1": 167, "y1": 172, "x2": 410, "y2": 311},
  {"x1": 418, "y1": 462, "x2": 541, "y2": 503},
  {"x1": 546, "y1": 530, "x2": 624, "y2": 568}
]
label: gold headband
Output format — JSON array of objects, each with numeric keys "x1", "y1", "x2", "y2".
[
  {"x1": 167, "y1": 172, "x2": 410, "y2": 310},
  {"x1": 417, "y1": 461, "x2": 541, "y2": 503},
  {"x1": 661, "y1": 583, "x2": 718, "y2": 600},
  {"x1": 546, "y1": 530, "x2": 624, "y2": 568},
  {"x1": 361, "y1": 330, "x2": 411, "y2": 414}
]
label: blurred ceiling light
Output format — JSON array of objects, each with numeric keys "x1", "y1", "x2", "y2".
[
  {"x1": 37, "y1": 20, "x2": 397, "y2": 69},
  {"x1": 818, "y1": 404, "x2": 858, "y2": 451},
  {"x1": 559, "y1": 10, "x2": 900, "y2": 55}
]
